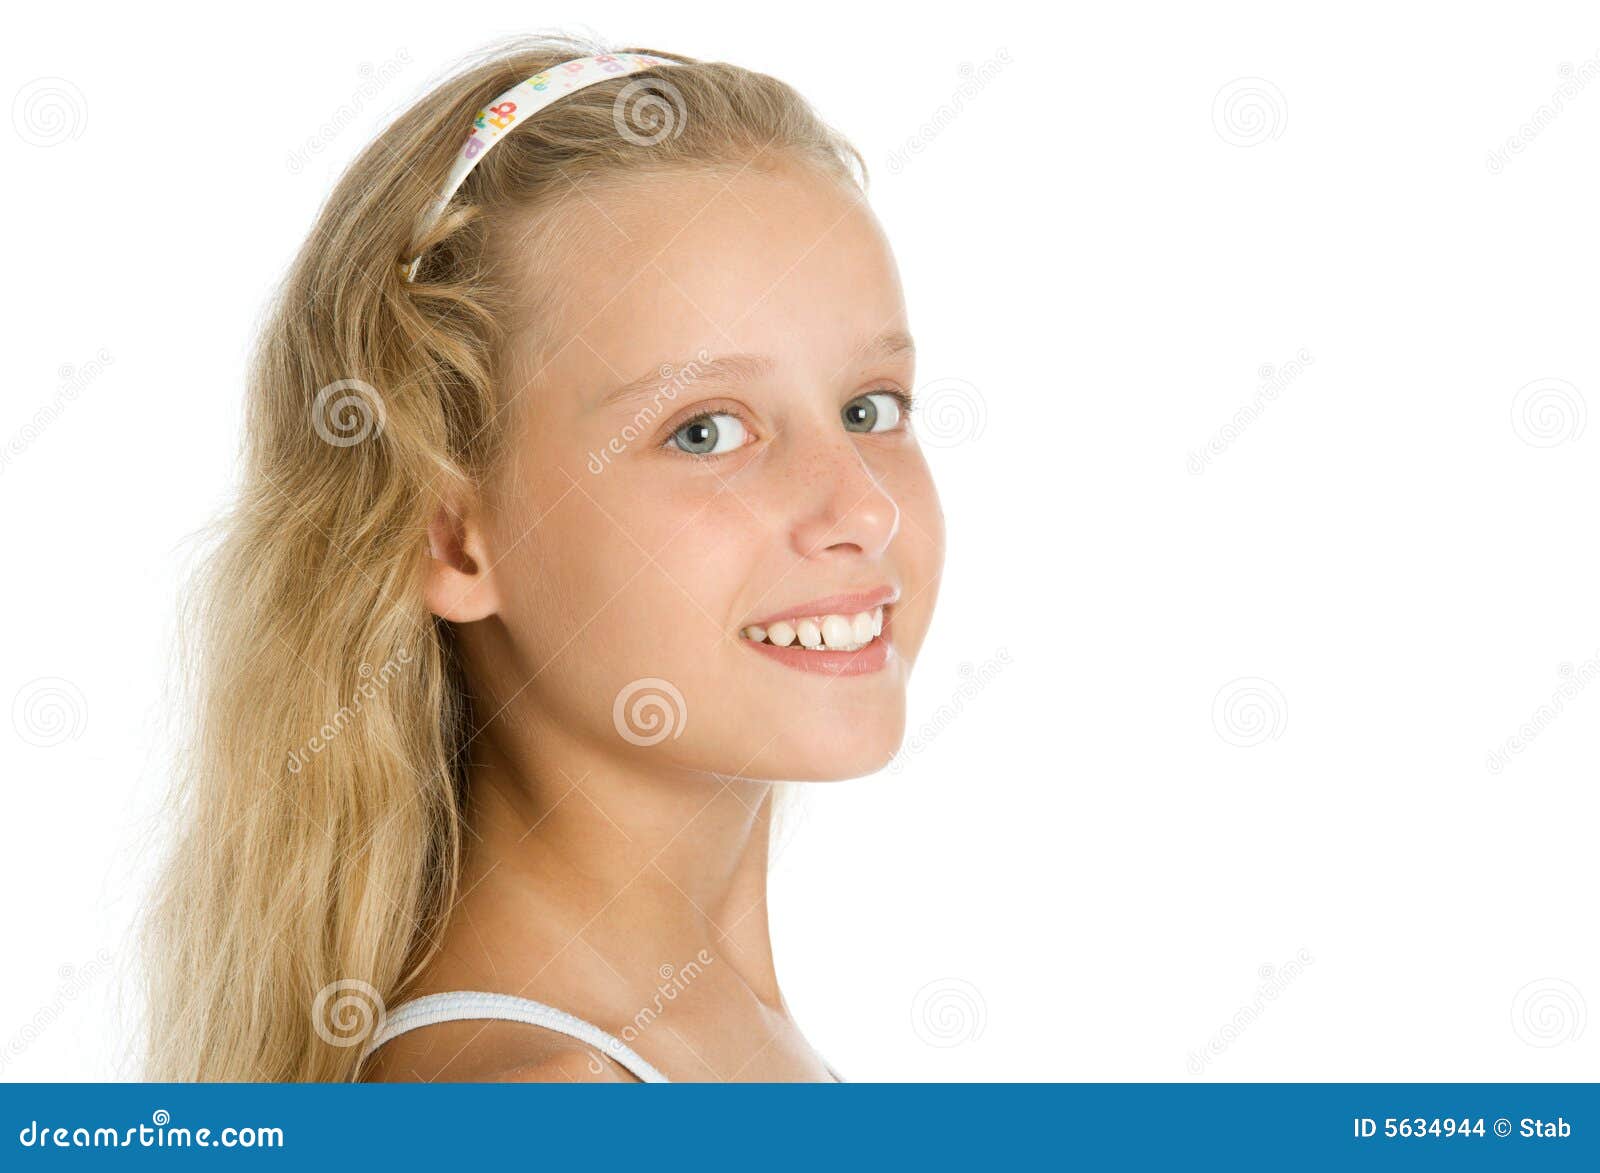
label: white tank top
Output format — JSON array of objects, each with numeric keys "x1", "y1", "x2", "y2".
[
  {"x1": 362, "y1": 991, "x2": 845, "y2": 1082},
  {"x1": 362, "y1": 990, "x2": 671, "y2": 1082}
]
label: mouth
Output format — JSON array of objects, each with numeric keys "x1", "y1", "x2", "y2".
[{"x1": 737, "y1": 587, "x2": 897, "y2": 676}]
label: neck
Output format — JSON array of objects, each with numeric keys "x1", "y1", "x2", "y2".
[{"x1": 439, "y1": 710, "x2": 785, "y2": 1013}]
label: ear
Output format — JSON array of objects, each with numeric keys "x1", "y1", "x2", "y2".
[{"x1": 423, "y1": 498, "x2": 500, "y2": 623}]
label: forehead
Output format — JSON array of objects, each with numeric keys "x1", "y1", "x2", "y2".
[{"x1": 505, "y1": 158, "x2": 907, "y2": 400}]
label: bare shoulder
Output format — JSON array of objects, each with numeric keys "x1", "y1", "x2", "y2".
[
  {"x1": 360, "y1": 1016, "x2": 634, "y2": 1083},
  {"x1": 485, "y1": 1044, "x2": 633, "y2": 1084}
]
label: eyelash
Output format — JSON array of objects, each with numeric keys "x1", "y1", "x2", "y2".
[{"x1": 660, "y1": 389, "x2": 917, "y2": 459}]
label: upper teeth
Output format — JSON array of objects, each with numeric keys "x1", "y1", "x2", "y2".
[{"x1": 742, "y1": 606, "x2": 884, "y2": 651}]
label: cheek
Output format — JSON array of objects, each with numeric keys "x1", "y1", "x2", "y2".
[
  {"x1": 626, "y1": 477, "x2": 764, "y2": 617},
  {"x1": 592, "y1": 488, "x2": 771, "y2": 764},
  {"x1": 495, "y1": 481, "x2": 761, "y2": 729},
  {"x1": 523, "y1": 487, "x2": 750, "y2": 649}
]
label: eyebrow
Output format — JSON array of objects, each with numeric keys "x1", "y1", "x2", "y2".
[{"x1": 590, "y1": 330, "x2": 916, "y2": 413}]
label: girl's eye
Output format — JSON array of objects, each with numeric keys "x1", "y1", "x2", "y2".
[
  {"x1": 842, "y1": 391, "x2": 911, "y2": 434},
  {"x1": 666, "y1": 412, "x2": 749, "y2": 457}
]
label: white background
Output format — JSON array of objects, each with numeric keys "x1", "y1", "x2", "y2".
[{"x1": 2, "y1": 1, "x2": 1596, "y2": 1081}]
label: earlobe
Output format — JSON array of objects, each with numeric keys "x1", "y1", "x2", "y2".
[{"x1": 423, "y1": 503, "x2": 500, "y2": 622}]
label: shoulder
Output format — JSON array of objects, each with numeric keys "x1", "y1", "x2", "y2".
[
  {"x1": 484, "y1": 1044, "x2": 634, "y2": 1084},
  {"x1": 361, "y1": 1016, "x2": 634, "y2": 1083}
]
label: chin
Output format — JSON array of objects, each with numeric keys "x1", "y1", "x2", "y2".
[{"x1": 753, "y1": 708, "x2": 908, "y2": 782}]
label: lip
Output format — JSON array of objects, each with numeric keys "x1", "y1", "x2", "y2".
[
  {"x1": 740, "y1": 609, "x2": 896, "y2": 676},
  {"x1": 744, "y1": 585, "x2": 899, "y2": 630}
]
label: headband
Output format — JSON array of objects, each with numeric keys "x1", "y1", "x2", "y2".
[{"x1": 403, "y1": 52, "x2": 678, "y2": 281}]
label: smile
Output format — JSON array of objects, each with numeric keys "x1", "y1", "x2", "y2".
[
  {"x1": 741, "y1": 606, "x2": 883, "y2": 652},
  {"x1": 737, "y1": 588, "x2": 897, "y2": 676}
]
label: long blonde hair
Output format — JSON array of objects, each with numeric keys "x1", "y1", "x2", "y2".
[{"x1": 141, "y1": 32, "x2": 865, "y2": 1081}]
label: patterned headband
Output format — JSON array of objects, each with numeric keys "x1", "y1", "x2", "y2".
[{"x1": 403, "y1": 52, "x2": 678, "y2": 281}]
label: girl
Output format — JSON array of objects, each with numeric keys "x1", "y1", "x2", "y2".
[{"x1": 142, "y1": 33, "x2": 944, "y2": 1082}]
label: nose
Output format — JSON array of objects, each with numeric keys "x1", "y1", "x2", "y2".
[{"x1": 787, "y1": 429, "x2": 900, "y2": 561}]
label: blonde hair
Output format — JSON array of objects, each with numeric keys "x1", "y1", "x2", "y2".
[{"x1": 141, "y1": 32, "x2": 865, "y2": 1082}]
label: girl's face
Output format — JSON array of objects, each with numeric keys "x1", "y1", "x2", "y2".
[{"x1": 451, "y1": 157, "x2": 944, "y2": 782}]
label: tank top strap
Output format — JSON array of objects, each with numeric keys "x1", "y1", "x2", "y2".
[{"x1": 361, "y1": 990, "x2": 669, "y2": 1083}]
